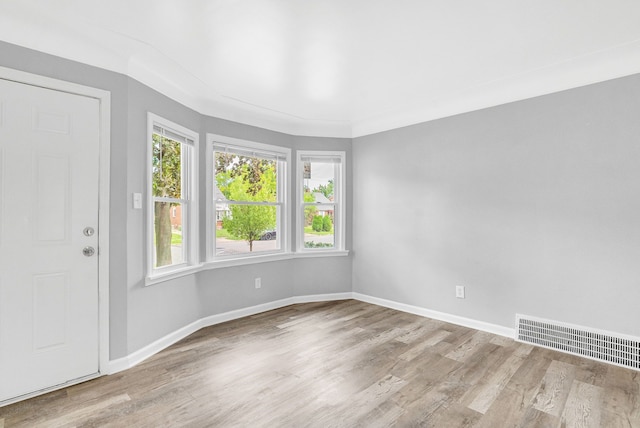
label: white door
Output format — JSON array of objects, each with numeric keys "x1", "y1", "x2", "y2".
[{"x1": 0, "y1": 78, "x2": 100, "y2": 402}]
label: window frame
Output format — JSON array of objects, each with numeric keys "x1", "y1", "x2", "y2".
[
  {"x1": 297, "y1": 150, "x2": 346, "y2": 253},
  {"x1": 146, "y1": 113, "x2": 199, "y2": 283},
  {"x1": 207, "y1": 134, "x2": 291, "y2": 265}
]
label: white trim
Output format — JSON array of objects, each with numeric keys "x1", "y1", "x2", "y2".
[
  {"x1": 209, "y1": 134, "x2": 291, "y2": 157},
  {"x1": 204, "y1": 252, "x2": 294, "y2": 269},
  {"x1": 0, "y1": 66, "x2": 111, "y2": 380},
  {"x1": 205, "y1": 138, "x2": 215, "y2": 261},
  {"x1": 97, "y1": 86, "x2": 111, "y2": 376},
  {"x1": 294, "y1": 250, "x2": 350, "y2": 258},
  {"x1": 296, "y1": 150, "x2": 346, "y2": 253},
  {"x1": 353, "y1": 293, "x2": 515, "y2": 338},
  {"x1": 208, "y1": 134, "x2": 291, "y2": 262},
  {"x1": 106, "y1": 291, "x2": 516, "y2": 374},
  {"x1": 144, "y1": 263, "x2": 204, "y2": 286},
  {"x1": 291, "y1": 292, "x2": 353, "y2": 304},
  {"x1": 106, "y1": 292, "x2": 352, "y2": 374},
  {"x1": 151, "y1": 251, "x2": 349, "y2": 276},
  {"x1": 146, "y1": 113, "x2": 199, "y2": 282}
]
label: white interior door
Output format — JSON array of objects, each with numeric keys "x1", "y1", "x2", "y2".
[{"x1": 0, "y1": 78, "x2": 100, "y2": 402}]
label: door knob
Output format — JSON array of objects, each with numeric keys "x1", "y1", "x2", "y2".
[{"x1": 82, "y1": 246, "x2": 95, "y2": 257}]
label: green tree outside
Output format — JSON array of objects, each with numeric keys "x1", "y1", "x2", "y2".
[
  {"x1": 217, "y1": 157, "x2": 277, "y2": 251},
  {"x1": 304, "y1": 189, "x2": 317, "y2": 226},
  {"x1": 315, "y1": 179, "x2": 334, "y2": 199},
  {"x1": 312, "y1": 215, "x2": 324, "y2": 232},
  {"x1": 152, "y1": 134, "x2": 181, "y2": 267},
  {"x1": 322, "y1": 215, "x2": 332, "y2": 232}
]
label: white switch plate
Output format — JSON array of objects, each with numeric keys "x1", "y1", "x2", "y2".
[
  {"x1": 133, "y1": 193, "x2": 142, "y2": 209},
  {"x1": 456, "y1": 285, "x2": 465, "y2": 299},
  {"x1": 255, "y1": 278, "x2": 261, "y2": 289}
]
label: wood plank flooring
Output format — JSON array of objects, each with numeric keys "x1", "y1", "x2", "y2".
[{"x1": 1, "y1": 299, "x2": 639, "y2": 427}]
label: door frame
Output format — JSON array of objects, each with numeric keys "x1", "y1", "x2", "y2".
[{"x1": 0, "y1": 66, "x2": 110, "y2": 384}]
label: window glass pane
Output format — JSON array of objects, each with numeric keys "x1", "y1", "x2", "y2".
[
  {"x1": 215, "y1": 153, "x2": 277, "y2": 203},
  {"x1": 152, "y1": 133, "x2": 182, "y2": 198},
  {"x1": 215, "y1": 204, "x2": 279, "y2": 255},
  {"x1": 214, "y1": 149, "x2": 283, "y2": 257},
  {"x1": 303, "y1": 160, "x2": 336, "y2": 249},
  {"x1": 211, "y1": 138, "x2": 289, "y2": 260},
  {"x1": 153, "y1": 201, "x2": 185, "y2": 268},
  {"x1": 304, "y1": 204, "x2": 335, "y2": 249}
]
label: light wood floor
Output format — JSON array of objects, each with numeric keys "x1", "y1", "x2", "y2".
[{"x1": 1, "y1": 300, "x2": 639, "y2": 427}]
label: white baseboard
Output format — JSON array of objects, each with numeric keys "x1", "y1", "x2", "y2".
[
  {"x1": 352, "y1": 292, "x2": 515, "y2": 338},
  {"x1": 105, "y1": 293, "x2": 353, "y2": 374},
  {"x1": 106, "y1": 316, "x2": 209, "y2": 374},
  {"x1": 106, "y1": 291, "x2": 514, "y2": 375},
  {"x1": 292, "y1": 292, "x2": 353, "y2": 304}
]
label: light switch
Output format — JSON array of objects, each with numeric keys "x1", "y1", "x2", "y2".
[{"x1": 133, "y1": 193, "x2": 142, "y2": 209}]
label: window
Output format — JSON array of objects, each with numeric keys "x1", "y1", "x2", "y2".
[
  {"x1": 298, "y1": 151, "x2": 345, "y2": 252},
  {"x1": 148, "y1": 113, "x2": 198, "y2": 278},
  {"x1": 209, "y1": 135, "x2": 289, "y2": 260}
]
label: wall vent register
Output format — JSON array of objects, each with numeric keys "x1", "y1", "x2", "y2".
[{"x1": 516, "y1": 314, "x2": 640, "y2": 371}]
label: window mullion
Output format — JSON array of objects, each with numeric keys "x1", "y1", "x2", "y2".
[
  {"x1": 226, "y1": 201, "x2": 281, "y2": 206},
  {"x1": 153, "y1": 196, "x2": 185, "y2": 204}
]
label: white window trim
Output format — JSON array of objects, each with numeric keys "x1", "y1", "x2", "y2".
[
  {"x1": 206, "y1": 134, "x2": 291, "y2": 265},
  {"x1": 146, "y1": 113, "x2": 199, "y2": 283},
  {"x1": 297, "y1": 150, "x2": 346, "y2": 253}
]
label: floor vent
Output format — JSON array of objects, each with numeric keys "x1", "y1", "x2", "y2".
[{"x1": 516, "y1": 314, "x2": 640, "y2": 371}]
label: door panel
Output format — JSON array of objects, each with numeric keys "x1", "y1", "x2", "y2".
[
  {"x1": 35, "y1": 154, "x2": 70, "y2": 242},
  {"x1": 0, "y1": 78, "x2": 100, "y2": 402},
  {"x1": 33, "y1": 272, "x2": 68, "y2": 350}
]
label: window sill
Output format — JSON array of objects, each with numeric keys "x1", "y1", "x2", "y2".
[
  {"x1": 203, "y1": 250, "x2": 349, "y2": 269},
  {"x1": 295, "y1": 250, "x2": 350, "y2": 258},
  {"x1": 145, "y1": 264, "x2": 203, "y2": 286},
  {"x1": 204, "y1": 252, "x2": 295, "y2": 269},
  {"x1": 145, "y1": 250, "x2": 351, "y2": 284}
]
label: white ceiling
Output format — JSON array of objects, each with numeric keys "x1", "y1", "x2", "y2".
[{"x1": 2, "y1": 1, "x2": 640, "y2": 137}]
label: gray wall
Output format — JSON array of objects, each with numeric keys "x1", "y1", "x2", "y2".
[
  {"x1": 353, "y1": 74, "x2": 640, "y2": 337},
  {"x1": 0, "y1": 41, "x2": 352, "y2": 359},
  {"x1": 124, "y1": 78, "x2": 205, "y2": 354},
  {"x1": 3, "y1": 38, "x2": 639, "y2": 361}
]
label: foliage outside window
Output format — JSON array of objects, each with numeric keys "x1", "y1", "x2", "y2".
[
  {"x1": 212, "y1": 139, "x2": 288, "y2": 258},
  {"x1": 298, "y1": 151, "x2": 345, "y2": 251},
  {"x1": 148, "y1": 114, "x2": 198, "y2": 277}
]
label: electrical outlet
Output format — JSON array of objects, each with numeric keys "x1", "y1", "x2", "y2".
[
  {"x1": 255, "y1": 278, "x2": 262, "y2": 289},
  {"x1": 455, "y1": 285, "x2": 465, "y2": 299}
]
